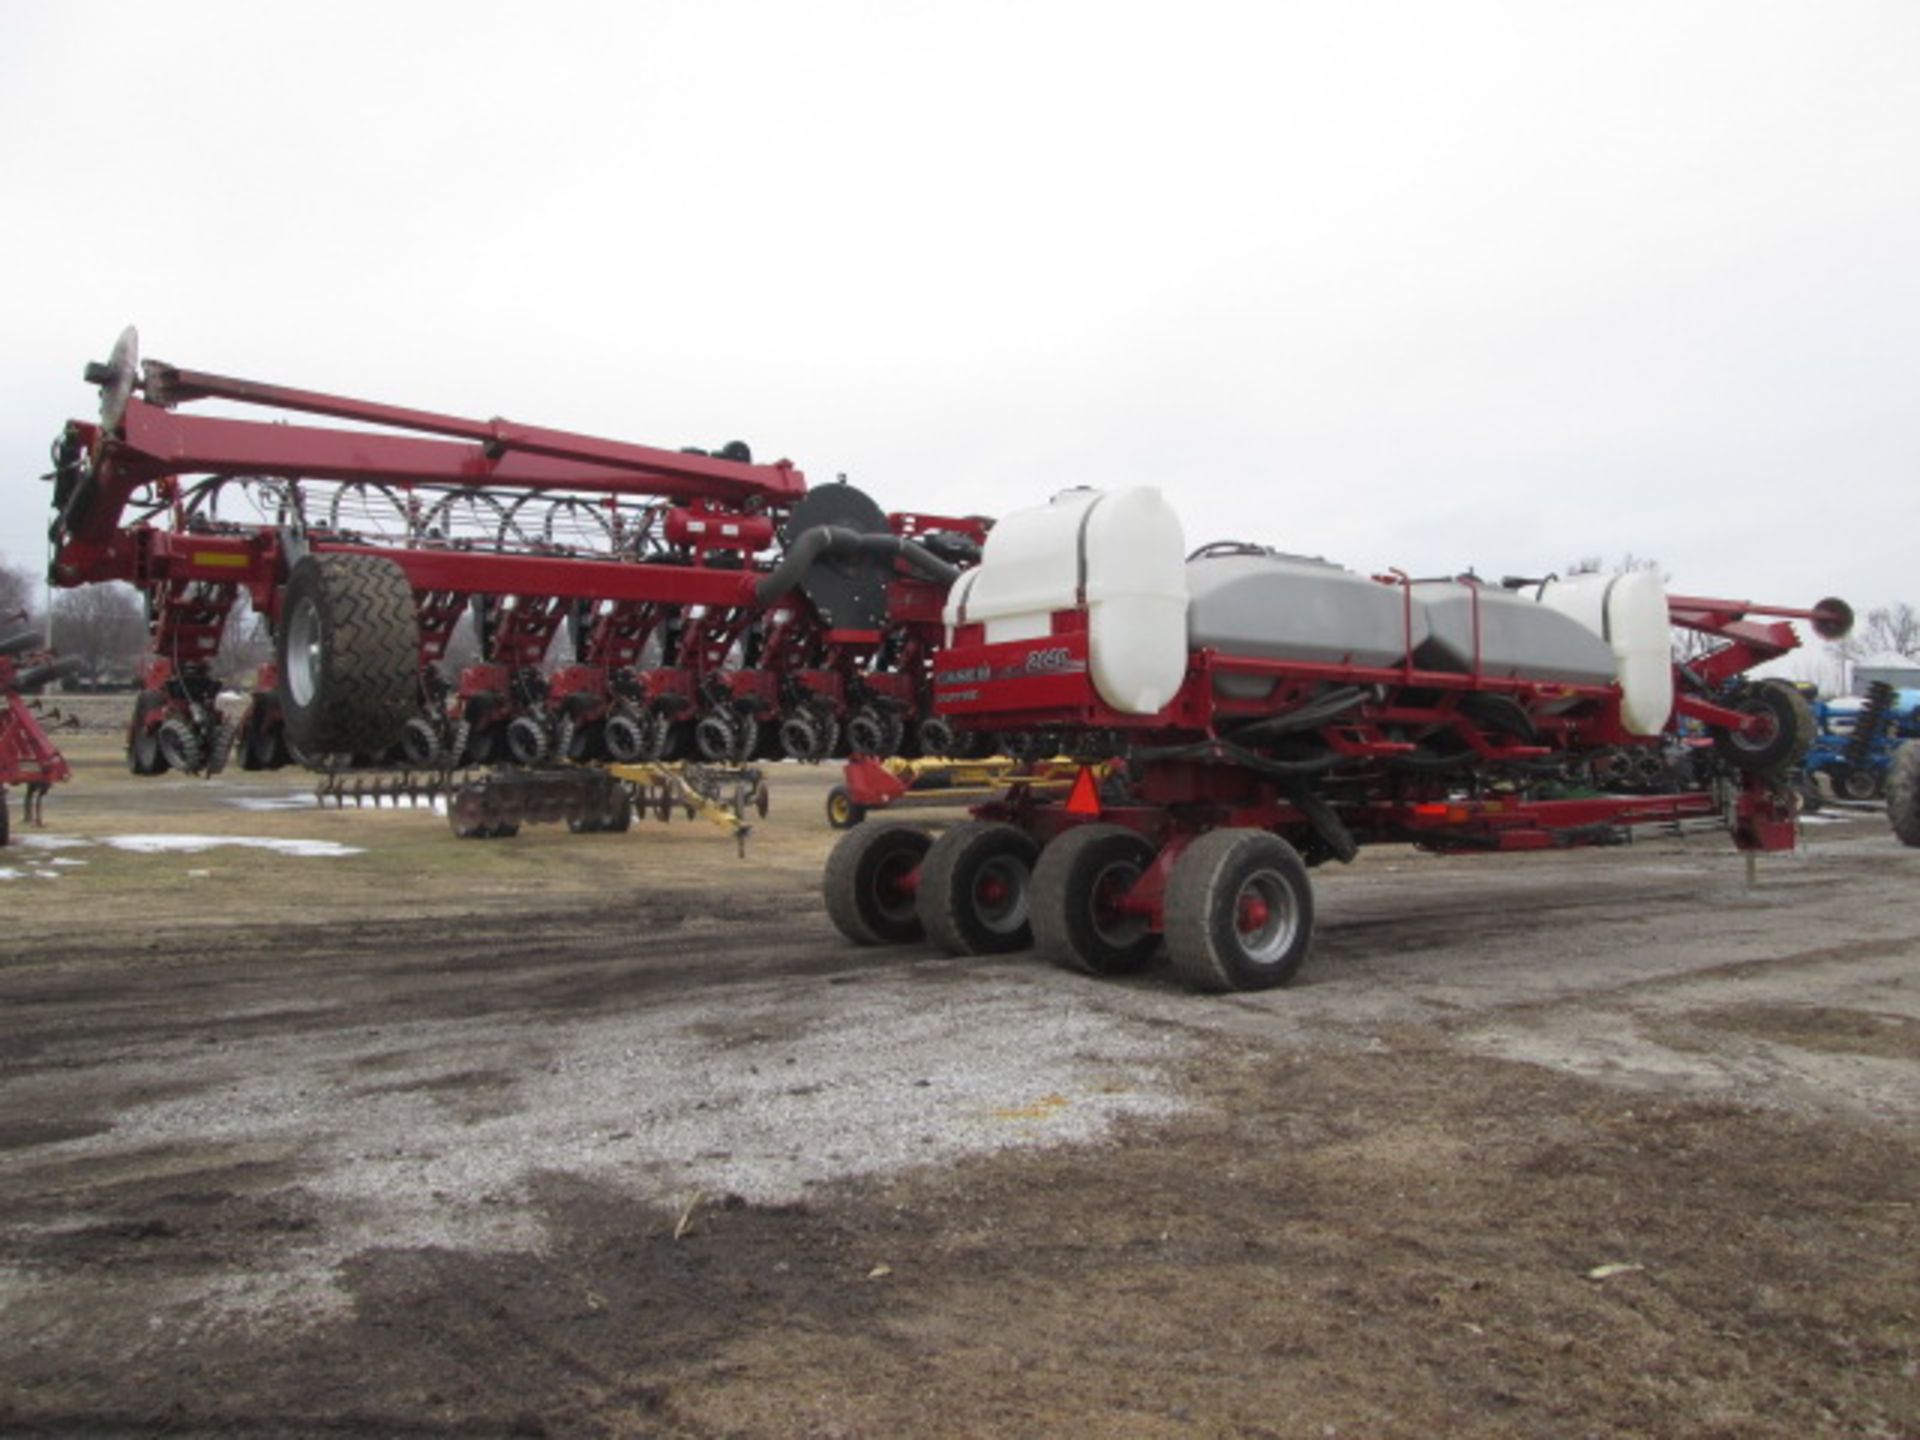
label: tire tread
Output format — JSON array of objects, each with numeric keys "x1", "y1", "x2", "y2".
[
  {"x1": 1889, "y1": 742, "x2": 1920, "y2": 848},
  {"x1": 917, "y1": 822, "x2": 1038, "y2": 956}
]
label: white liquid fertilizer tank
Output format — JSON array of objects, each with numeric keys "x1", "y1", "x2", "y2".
[
  {"x1": 943, "y1": 487, "x2": 1190, "y2": 715},
  {"x1": 1536, "y1": 571, "x2": 1675, "y2": 735}
]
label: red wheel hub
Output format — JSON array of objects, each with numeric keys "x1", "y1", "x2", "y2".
[{"x1": 1237, "y1": 893, "x2": 1271, "y2": 933}]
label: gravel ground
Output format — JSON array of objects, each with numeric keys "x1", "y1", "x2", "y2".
[{"x1": 1, "y1": 739, "x2": 1915, "y2": 1438}]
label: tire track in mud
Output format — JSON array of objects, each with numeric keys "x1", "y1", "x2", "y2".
[{"x1": 0, "y1": 902, "x2": 911, "y2": 1071}]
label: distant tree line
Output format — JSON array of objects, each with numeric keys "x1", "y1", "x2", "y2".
[{"x1": 0, "y1": 554, "x2": 276, "y2": 688}]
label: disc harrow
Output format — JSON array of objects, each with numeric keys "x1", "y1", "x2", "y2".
[{"x1": 0, "y1": 629, "x2": 78, "y2": 842}]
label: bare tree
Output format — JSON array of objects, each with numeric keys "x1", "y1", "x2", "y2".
[
  {"x1": 217, "y1": 592, "x2": 276, "y2": 685},
  {"x1": 1567, "y1": 554, "x2": 1669, "y2": 582},
  {"x1": 1836, "y1": 603, "x2": 1920, "y2": 663},
  {"x1": 0, "y1": 555, "x2": 42, "y2": 637},
  {"x1": 51, "y1": 582, "x2": 148, "y2": 683}
]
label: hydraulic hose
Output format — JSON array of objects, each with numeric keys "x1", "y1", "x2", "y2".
[
  {"x1": 1130, "y1": 733, "x2": 1344, "y2": 778},
  {"x1": 11, "y1": 656, "x2": 84, "y2": 690},
  {"x1": 1223, "y1": 686, "x2": 1369, "y2": 741},
  {"x1": 754, "y1": 526, "x2": 964, "y2": 605},
  {"x1": 1, "y1": 631, "x2": 43, "y2": 658}
]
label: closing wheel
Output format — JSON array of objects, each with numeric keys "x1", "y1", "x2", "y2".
[
  {"x1": 237, "y1": 708, "x2": 265, "y2": 772},
  {"x1": 463, "y1": 722, "x2": 498, "y2": 766},
  {"x1": 157, "y1": 716, "x2": 203, "y2": 773},
  {"x1": 127, "y1": 691, "x2": 170, "y2": 775},
  {"x1": 504, "y1": 714, "x2": 551, "y2": 765},
  {"x1": 846, "y1": 706, "x2": 891, "y2": 756},
  {"x1": 603, "y1": 707, "x2": 649, "y2": 763},
  {"x1": 694, "y1": 709, "x2": 738, "y2": 763},
  {"x1": 779, "y1": 713, "x2": 824, "y2": 762},
  {"x1": 915, "y1": 716, "x2": 957, "y2": 758},
  {"x1": 1889, "y1": 742, "x2": 1920, "y2": 848},
  {"x1": 826, "y1": 785, "x2": 866, "y2": 830},
  {"x1": 733, "y1": 713, "x2": 762, "y2": 764},
  {"x1": 247, "y1": 705, "x2": 288, "y2": 770},
  {"x1": 277, "y1": 552, "x2": 419, "y2": 757},
  {"x1": 916, "y1": 821, "x2": 1040, "y2": 956},
  {"x1": 1712, "y1": 679, "x2": 1814, "y2": 777},
  {"x1": 1031, "y1": 823, "x2": 1161, "y2": 976},
  {"x1": 1165, "y1": 829, "x2": 1315, "y2": 993},
  {"x1": 401, "y1": 716, "x2": 443, "y2": 768},
  {"x1": 823, "y1": 824, "x2": 932, "y2": 946},
  {"x1": 566, "y1": 719, "x2": 603, "y2": 762}
]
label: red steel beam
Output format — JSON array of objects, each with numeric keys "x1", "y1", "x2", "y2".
[{"x1": 141, "y1": 364, "x2": 806, "y2": 505}]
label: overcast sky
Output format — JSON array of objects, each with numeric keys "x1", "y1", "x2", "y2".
[{"x1": 3, "y1": 2, "x2": 1914, "y2": 661}]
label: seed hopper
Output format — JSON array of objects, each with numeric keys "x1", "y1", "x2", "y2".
[{"x1": 822, "y1": 486, "x2": 1855, "y2": 990}]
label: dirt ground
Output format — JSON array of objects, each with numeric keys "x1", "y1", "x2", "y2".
[{"x1": 2, "y1": 737, "x2": 1916, "y2": 1439}]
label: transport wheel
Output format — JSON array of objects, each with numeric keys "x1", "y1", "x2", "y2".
[
  {"x1": 1165, "y1": 829, "x2": 1315, "y2": 993},
  {"x1": 823, "y1": 824, "x2": 932, "y2": 946},
  {"x1": 277, "y1": 553, "x2": 418, "y2": 758},
  {"x1": 157, "y1": 716, "x2": 203, "y2": 773},
  {"x1": 1031, "y1": 823, "x2": 1161, "y2": 977},
  {"x1": 1712, "y1": 679, "x2": 1813, "y2": 777},
  {"x1": 126, "y1": 692, "x2": 171, "y2": 775},
  {"x1": 1889, "y1": 742, "x2": 1920, "y2": 848},
  {"x1": 826, "y1": 785, "x2": 866, "y2": 830},
  {"x1": 916, "y1": 821, "x2": 1040, "y2": 956},
  {"x1": 1836, "y1": 767, "x2": 1881, "y2": 802}
]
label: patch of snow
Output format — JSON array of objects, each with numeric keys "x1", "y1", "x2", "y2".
[
  {"x1": 17, "y1": 835, "x2": 91, "y2": 851},
  {"x1": 102, "y1": 835, "x2": 364, "y2": 858}
]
